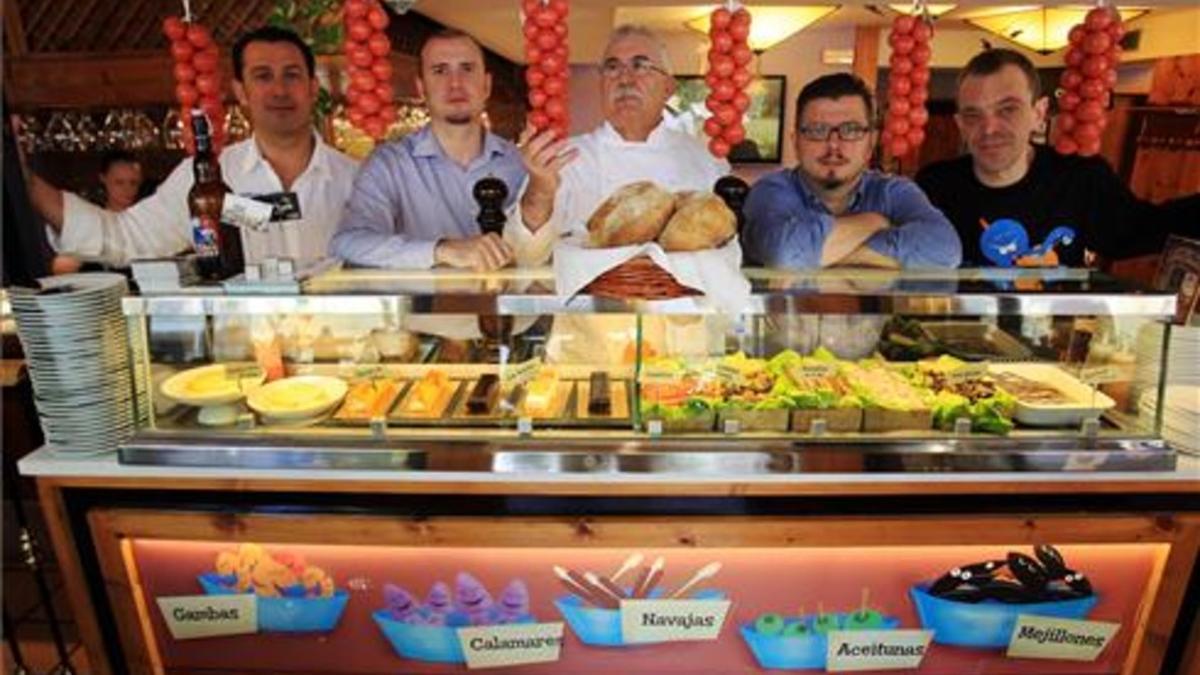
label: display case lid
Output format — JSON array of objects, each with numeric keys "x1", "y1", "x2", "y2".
[{"x1": 119, "y1": 268, "x2": 1178, "y2": 317}]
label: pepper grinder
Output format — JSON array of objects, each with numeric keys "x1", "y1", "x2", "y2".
[
  {"x1": 473, "y1": 175, "x2": 509, "y2": 235},
  {"x1": 472, "y1": 175, "x2": 513, "y2": 360},
  {"x1": 713, "y1": 175, "x2": 750, "y2": 235}
]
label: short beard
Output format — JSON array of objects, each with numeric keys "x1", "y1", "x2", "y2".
[{"x1": 820, "y1": 176, "x2": 845, "y2": 190}]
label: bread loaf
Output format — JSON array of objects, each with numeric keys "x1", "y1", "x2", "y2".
[
  {"x1": 586, "y1": 181, "x2": 676, "y2": 247},
  {"x1": 657, "y1": 191, "x2": 736, "y2": 252}
]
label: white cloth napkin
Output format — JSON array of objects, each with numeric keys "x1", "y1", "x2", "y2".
[{"x1": 552, "y1": 237, "x2": 752, "y2": 313}]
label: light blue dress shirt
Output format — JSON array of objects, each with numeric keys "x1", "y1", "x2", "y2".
[
  {"x1": 329, "y1": 125, "x2": 527, "y2": 268},
  {"x1": 743, "y1": 168, "x2": 962, "y2": 268}
]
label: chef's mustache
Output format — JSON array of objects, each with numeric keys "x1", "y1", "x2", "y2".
[{"x1": 610, "y1": 85, "x2": 643, "y2": 102}]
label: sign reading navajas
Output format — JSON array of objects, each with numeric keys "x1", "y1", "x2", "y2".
[
  {"x1": 456, "y1": 622, "x2": 564, "y2": 669},
  {"x1": 1007, "y1": 614, "x2": 1120, "y2": 661},
  {"x1": 620, "y1": 599, "x2": 730, "y2": 644},
  {"x1": 157, "y1": 594, "x2": 256, "y2": 640},
  {"x1": 826, "y1": 630, "x2": 934, "y2": 672}
]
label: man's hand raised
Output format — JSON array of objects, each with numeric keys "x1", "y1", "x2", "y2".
[
  {"x1": 517, "y1": 123, "x2": 578, "y2": 231},
  {"x1": 434, "y1": 234, "x2": 514, "y2": 272}
]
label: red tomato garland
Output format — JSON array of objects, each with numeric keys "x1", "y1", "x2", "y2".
[
  {"x1": 344, "y1": 0, "x2": 396, "y2": 141},
  {"x1": 882, "y1": 13, "x2": 933, "y2": 160},
  {"x1": 522, "y1": 0, "x2": 570, "y2": 140},
  {"x1": 704, "y1": 5, "x2": 752, "y2": 159},
  {"x1": 1053, "y1": 6, "x2": 1123, "y2": 157},
  {"x1": 163, "y1": 16, "x2": 225, "y2": 155}
]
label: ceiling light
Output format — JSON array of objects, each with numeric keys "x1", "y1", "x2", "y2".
[
  {"x1": 686, "y1": 6, "x2": 841, "y2": 53},
  {"x1": 965, "y1": 6, "x2": 1148, "y2": 54},
  {"x1": 887, "y1": 4, "x2": 957, "y2": 19}
]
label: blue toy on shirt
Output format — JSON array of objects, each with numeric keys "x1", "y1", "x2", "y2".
[{"x1": 980, "y1": 219, "x2": 1076, "y2": 267}]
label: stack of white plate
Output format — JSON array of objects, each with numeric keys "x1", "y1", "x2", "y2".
[
  {"x1": 1134, "y1": 323, "x2": 1200, "y2": 395},
  {"x1": 9, "y1": 273, "x2": 139, "y2": 455},
  {"x1": 1140, "y1": 385, "x2": 1200, "y2": 456}
]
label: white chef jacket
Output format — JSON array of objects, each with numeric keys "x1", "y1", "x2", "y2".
[
  {"x1": 503, "y1": 119, "x2": 730, "y2": 365},
  {"x1": 504, "y1": 120, "x2": 729, "y2": 266},
  {"x1": 59, "y1": 133, "x2": 359, "y2": 268}
]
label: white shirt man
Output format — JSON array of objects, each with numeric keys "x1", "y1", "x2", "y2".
[
  {"x1": 505, "y1": 120, "x2": 726, "y2": 266},
  {"x1": 28, "y1": 27, "x2": 358, "y2": 269},
  {"x1": 59, "y1": 134, "x2": 356, "y2": 267},
  {"x1": 505, "y1": 25, "x2": 728, "y2": 267},
  {"x1": 504, "y1": 25, "x2": 730, "y2": 363}
]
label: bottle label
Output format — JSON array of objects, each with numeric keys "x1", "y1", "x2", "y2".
[{"x1": 191, "y1": 215, "x2": 219, "y2": 256}]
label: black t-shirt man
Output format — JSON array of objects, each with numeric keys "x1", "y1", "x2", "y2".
[{"x1": 917, "y1": 143, "x2": 1199, "y2": 267}]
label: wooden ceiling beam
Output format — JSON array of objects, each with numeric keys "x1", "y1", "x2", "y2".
[
  {"x1": 4, "y1": 52, "x2": 421, "y2": 109},
  {"x1": 96, "y1": 2, "x2": 140, "y2": 53},
  {"x1": 56, "y1": 0, "x2": 102, "y2": 53},
  {"x1": 25, "y1": 0, "x2": 60, "y2": 48},
  {"x1": 4, "y1": 0, "x2": 30, "y2": 56},
  {"x1": 127, "y1": 9, "x2": 164, "y2": 53}
]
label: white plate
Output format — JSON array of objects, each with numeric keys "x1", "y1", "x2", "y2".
[
  {"x1": 991, "y1": 363, "x2": 1116, "y2": 427},
  {"x1": 246, "y1": 375, "x2": 348, "y2": 420},
  {"x1": 161, "y1": 364, "x2": 266, "y2": 407}
]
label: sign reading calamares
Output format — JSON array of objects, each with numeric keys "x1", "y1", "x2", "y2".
[{"x1": 456, "y1": 622, "x2": 565, "y2": 669}]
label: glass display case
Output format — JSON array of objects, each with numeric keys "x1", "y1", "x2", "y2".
[{"x1": 118, "y1": 267, "x2": 1179, "y2": 472}]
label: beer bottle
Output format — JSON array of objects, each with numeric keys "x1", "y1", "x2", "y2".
[{"x1": 187, "y1": 110, "x2": 244, "y2": 280}]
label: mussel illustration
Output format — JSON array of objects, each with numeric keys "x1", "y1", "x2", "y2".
[
  {"x1": 981, "y1": 579, "x2": 1038, "y2": 603},
  {"x1": 1006, "y1": 552, "x2": 1049, "y2": 591},
  {"x1": 928, "y1": 546, "x2": 1092, "y2": 604},
  {"x1": 1034, "y1": 544, "x2": 1068, "y2": 578}
]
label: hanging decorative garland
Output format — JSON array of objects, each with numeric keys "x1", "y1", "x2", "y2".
[
  {"x1": 343, "y1": 0, "x2": 396, "y2": 141},
  {"x1": 163, "y1": 1, "x2": 225, "y2": 155},
  {"x1": 522, "y1": 0, "x2": 570, "y2": 140},
  {"x1": 1054, "y1": 6, "x2": 1123, "y2": 157},
  {"x1": 703, "y1": 3, "x2": 752, "y2": 159},
  {"x1": 882, "y1": 6, "x2": 933, "y2": 161}
]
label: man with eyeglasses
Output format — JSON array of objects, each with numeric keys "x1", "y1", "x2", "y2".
[
  {"x1": 330, "y1": 29, "x2": 526, "y2": 271},
  {"x1": 504, "y1": 24, "x2": 728, "y2": 267},
  {"x1": 916, "y1": 48, "x2": 1198, "y2": 267},
  {"x1": 744, "y1": 73, "x2": 960, "y2": 269}
]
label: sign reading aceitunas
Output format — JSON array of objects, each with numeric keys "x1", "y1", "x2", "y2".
[
  {"x1": 156, "y1": 594, "x2": 256, "y2": 640},
  {"x1": 826, "y1": 630, "x2": 934, "y2": 672},
  {"x1": 620, "y1": 599, "x2": 731, "y2": 644},
  {"x1": 1006, "y1": 614, "x2": 1121, "y2": 661},
  {"x1": 456, "y1": 622, "x2": 565, "y2": 669}
]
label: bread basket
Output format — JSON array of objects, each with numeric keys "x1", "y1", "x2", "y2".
[{"x1": 582, "y1": 256, "x2": 701, "y2": 299}]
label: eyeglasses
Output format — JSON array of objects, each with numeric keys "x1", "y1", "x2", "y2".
[
  {"x1": 599, "y1": 56, "x2": 669, "y2": 79},
  {"x1": 797, "y1": 122, "x2": 872, "y2": 142}
]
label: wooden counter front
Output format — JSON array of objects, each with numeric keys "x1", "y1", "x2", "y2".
[{"x1": 19, "y1": 449, "x2": 1200, "y2": 675}]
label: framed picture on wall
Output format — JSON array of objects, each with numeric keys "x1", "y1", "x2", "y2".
[{"x1": 666, "y1": 75, "x2": 787, "y2": 164}]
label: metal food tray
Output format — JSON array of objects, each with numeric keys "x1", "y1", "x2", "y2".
[
  {"x1": 448, "y1": 379, "x2": 577, "y2": 426},
  {"x1": 919, "y1": 321, "x2": 1033, "y2": 361},
  {"x1": 564, "y1": 378, "x2": 633, "y2": 428},
  {"x1": 326, "y1": 379, "x2": 411, "y2": 426}
]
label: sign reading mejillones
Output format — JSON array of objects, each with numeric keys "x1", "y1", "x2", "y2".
[
  {"x1": 1006, "y1": 615, "x2": 1120, "y2": 661},
  {"x1": 156, "y1": 595, "x2": 256, "y2": 640}
]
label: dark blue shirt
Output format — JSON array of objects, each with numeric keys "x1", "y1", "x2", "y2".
[{"x1": 743, "y1": 168, "x2": 962, "y2": 268}]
